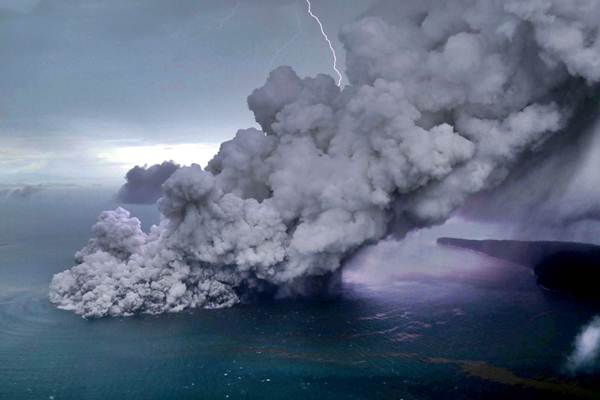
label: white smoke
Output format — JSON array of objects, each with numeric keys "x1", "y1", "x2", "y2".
[
  {"x1": 567, "y1": 316, "x2": 600, "y2": 373},
  {"x1": 50, "y1": 0, "x2": 600, "y2": 317}
]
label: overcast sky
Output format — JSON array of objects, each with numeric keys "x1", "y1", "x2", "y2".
[{"x1": 0, "y1": 0, "x2": 376, "y2": 184}]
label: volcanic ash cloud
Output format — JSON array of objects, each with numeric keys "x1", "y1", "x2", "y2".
[{"x1": 50, "y1": 0, "x2": 600, "y2": 317}]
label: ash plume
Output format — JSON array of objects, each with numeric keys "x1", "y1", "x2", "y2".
[
  {"x1": 50, "y1": 0, "x2": 600, "y2": 318},
  {"x1": 117, "y1": 161, "x2": 180, "y2": 204},
  {"x1": 458, "y1": 97, "x2": 600, "y2": 242}
]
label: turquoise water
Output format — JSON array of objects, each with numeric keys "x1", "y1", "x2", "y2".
[{"x1": 0, "y1": 190, "x2": 599, "y2": 399}]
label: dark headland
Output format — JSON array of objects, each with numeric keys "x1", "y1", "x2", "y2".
[{"x1": 438, "y1": 237, "x2": 600, "y2": 301}]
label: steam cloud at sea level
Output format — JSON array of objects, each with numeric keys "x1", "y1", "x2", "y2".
[
  {"x1": 567, "y1": 317, "x2": 600, "y2": 373},
  {"x1": 50, "y1": 0, "x2": 600, "y2": 318}
]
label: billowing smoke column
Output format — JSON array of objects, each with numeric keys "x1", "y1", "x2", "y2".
[
  {"x1": 458, "y1": 92, "x2": 600, "y2": 242},
  {"x1": 50, "y1": 0, "x2": 600, "y2": 317}
]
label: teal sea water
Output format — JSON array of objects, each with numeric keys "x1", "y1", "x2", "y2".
[{"x1": 0, "y1": 189, "x2": 599, "y2": 399}]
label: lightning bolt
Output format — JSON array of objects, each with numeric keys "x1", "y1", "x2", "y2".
[
  {"x1": 217, "y1": 1, "x2": 240, "y2": 30},
  {"x1": 305, "y1": 0, "x2": 343, "y2": 87},
  {"x1": 269, "y1": 6, "x2": 303, "y2": 69}
]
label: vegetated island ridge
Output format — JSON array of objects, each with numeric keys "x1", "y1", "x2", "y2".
[{"x1": 437, "y1": 237, "x2": 600, "y2": 300}]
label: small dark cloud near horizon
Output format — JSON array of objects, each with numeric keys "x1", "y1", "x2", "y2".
[
  {"x1": 117, "y1": 161, "x2": 180, "y2": 204},
  {"x1": 0, "y1": 184, "x2": 45, "y2": 199},
  {"x1": 0, "y1": 0, "x2": 376, "y2": 183}
]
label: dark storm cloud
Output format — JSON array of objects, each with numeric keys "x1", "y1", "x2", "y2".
[{"x1": 117, "y1": 161, "x2": 180, "y2": 204}]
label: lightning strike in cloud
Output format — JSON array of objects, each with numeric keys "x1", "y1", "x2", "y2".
[
  {"x1": 305, "y1": 0, "x2": 343, "y2": 87},
  {"x1": 269, "y1": 6, "x2": 303, "y2": 69},
  {"x1": 217, "y1": 1, "x2": 240, "y2": 30},
  {"x1": 51, "y1": 0, "x2": 600, "y2": 319}
]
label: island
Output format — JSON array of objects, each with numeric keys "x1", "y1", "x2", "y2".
[{"x1": 438, "y1": 237, "x2": 600, "y2": 300}]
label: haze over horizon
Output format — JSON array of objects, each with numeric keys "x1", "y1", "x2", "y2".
[{"x1": 0, "y1": 0, "x2": 376, "y2": 184}]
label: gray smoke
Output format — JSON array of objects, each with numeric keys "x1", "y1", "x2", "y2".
[
  {"x1": 117, "y1": 161, "x2": 180, "y2": 204},
  {"x1": 458, "y1": 97, "x2": 600, "y2": 242},
  {"x1": 50, "y1": 0, "x2": 600, "y2": 317}
]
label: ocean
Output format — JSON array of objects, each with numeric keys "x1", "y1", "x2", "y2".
[{"x1": 0, "y1": 188, "x2": 598, "y2": 399}]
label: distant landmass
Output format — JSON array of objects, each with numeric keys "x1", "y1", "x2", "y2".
[{"x1": 438, "y1": 237, "x2": 600, "y2": 300}]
